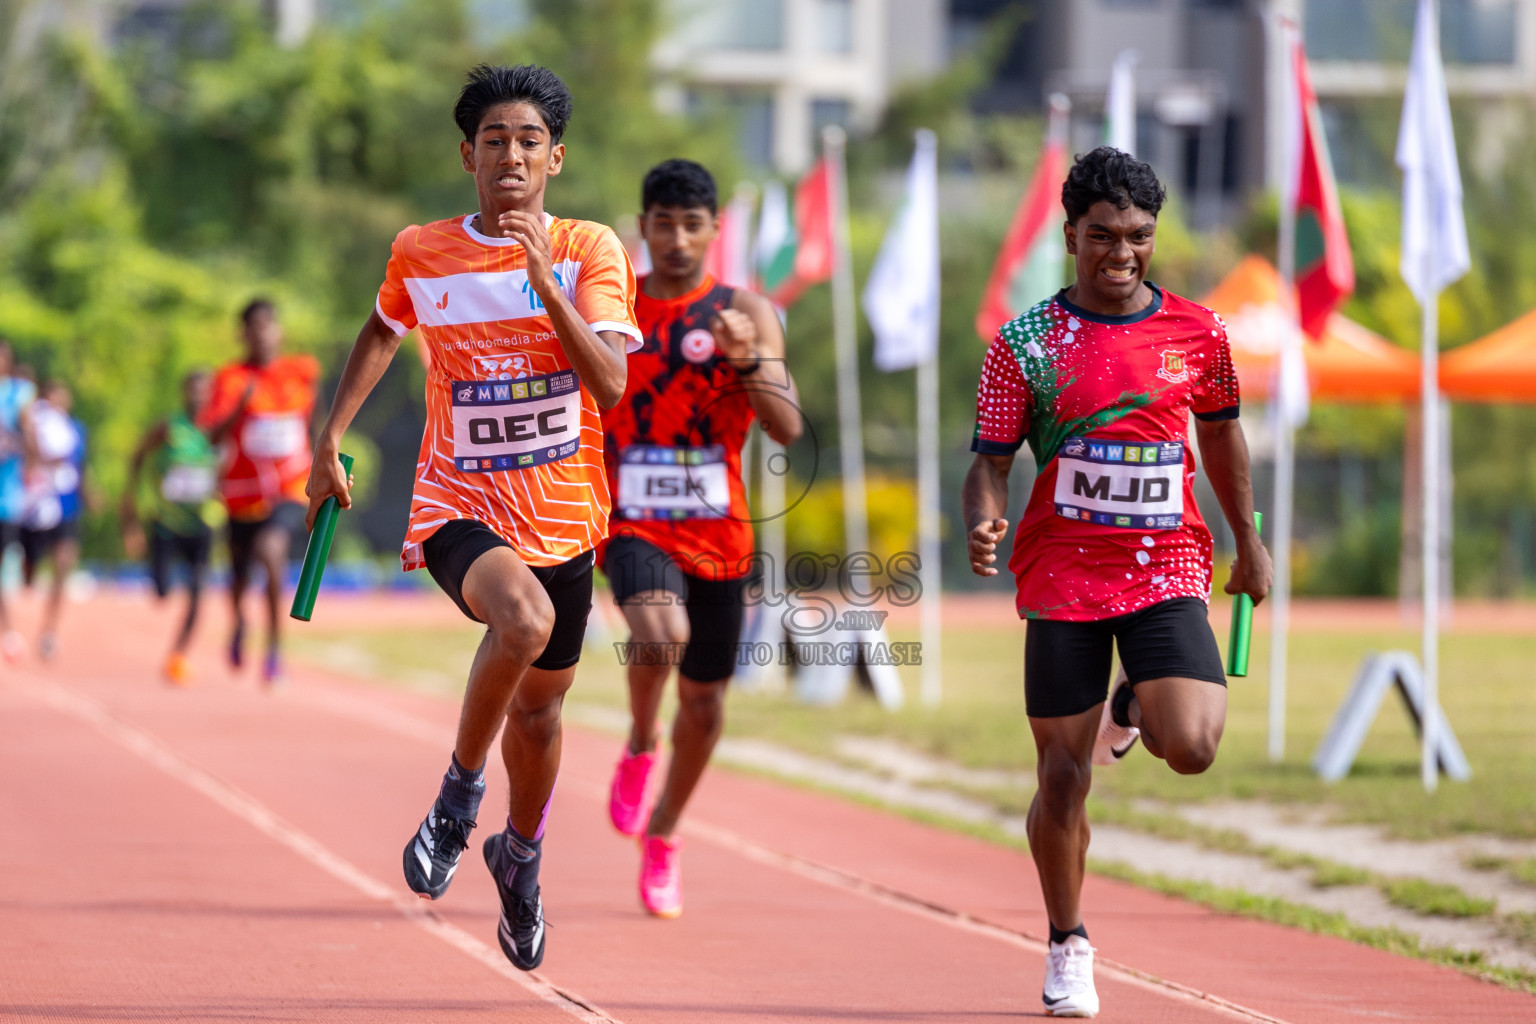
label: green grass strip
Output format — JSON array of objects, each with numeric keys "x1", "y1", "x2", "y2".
[{"x1": 1090, "y1": 859, "x2": 1536, "y2": 996}]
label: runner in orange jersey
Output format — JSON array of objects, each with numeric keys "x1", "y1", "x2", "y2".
[
  {"x1": 304, "y1": 64, "x2": 639, "y2": 972},
  {"x1": 200, "y1": 300, "x2": 319, "y2": 687},
  {"x1": 600, "y1": 160, "x2": 801, "y2": 918}
]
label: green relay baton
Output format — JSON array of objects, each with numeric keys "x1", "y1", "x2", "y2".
[
  {"x1": 290, "y1": 452, "x2": 354, "y2": 623},
  {"x1": 1225, "y1": 510, "x2": 1263, "y2": 678}
]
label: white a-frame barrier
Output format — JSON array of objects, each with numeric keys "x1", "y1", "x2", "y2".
[{"x1": 1312, "y1": 650, "x2": 1471, "y2": 783}]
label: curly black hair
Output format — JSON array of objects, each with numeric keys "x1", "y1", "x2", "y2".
[
  {"x1": 454, "y1": 64, "x2": 573, "y2": 144},
  {"x1": 641, "y1": 159, "x2": 718, "y2": 214},
  {"x1": 1060, "y1": 146, "x2": 1167, "y2": 223}
]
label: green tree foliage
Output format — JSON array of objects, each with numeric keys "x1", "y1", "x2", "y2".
[{"x1": 0, "y1": 0, "x2": 734, "y2": 561}]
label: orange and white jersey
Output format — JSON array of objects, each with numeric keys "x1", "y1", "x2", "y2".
[{"x1": 376, "y1": 213, "x2": 641, "y2": 571}]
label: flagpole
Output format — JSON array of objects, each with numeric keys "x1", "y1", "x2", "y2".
[
  {"x1": 1420, "y1": 291, "x2": 1439, "y2": 792},
  {"x1": 824, "y1": 125, "x2": 869, "y2": 557},
  {"x1": 1268, "y1": 13, "x2": 1299, "y2": 764},
  {"x1": 917, "y1": 344, "x2": 942, "y2": 707}
]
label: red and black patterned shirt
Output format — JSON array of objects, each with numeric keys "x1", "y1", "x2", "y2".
[
  {"x1": 972, "y1": 284, "x2": 1240, "y2": 620},
  {"x1": 600, "y1": 275, "x2": 757, "y2": 579}
]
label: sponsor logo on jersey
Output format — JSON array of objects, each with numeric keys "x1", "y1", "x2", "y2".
[
  {"x1": 1156, "y1": 349, "x2": 1189, "y2": 384},
  {"x1": 681, "y1": 328, "x2": 716, "y2": 364},
  {"x1": 476, "y1": 354, "x2": 532, "y2": 380},
  {"x1": 1063, "y1": 438, "x2": 1087, "y2": 457}
]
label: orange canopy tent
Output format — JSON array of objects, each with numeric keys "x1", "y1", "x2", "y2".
[
  {"x1": 1439, "y1": 309, "x2": 1536, "y2": 402},
  {"x1": 1201, "y1": 256, "x2": 1421, "y2": 403}
]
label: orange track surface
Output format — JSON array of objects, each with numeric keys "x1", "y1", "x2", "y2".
[{"x1": 2, "y1": 593, "x2": 1532, "y2": 1022}]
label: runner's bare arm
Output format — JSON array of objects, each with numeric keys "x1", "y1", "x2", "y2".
[
  {"x1": 203, "y1": 378, "x2": 255, "y2": 446},
  {"x1": 303, "y1": 311, "x2": 395, "y2": 531},
  {"x1": 499, "y1": 210, "x2": 627, "y2": 408},
  {"x1": 1194, "y1": 417, "x2": 1272, "y2": 604},
  {"x1": 962, "y1": 453, "x2": 1013, "y2": 577},
  {"x1": 722, "y1": 290, "x2": 802, "y2": 445},
  {"x1": 120, "y1": 421, "x2": 169, "y2": 529}
]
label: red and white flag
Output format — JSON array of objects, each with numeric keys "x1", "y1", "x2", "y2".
[
  {"x1": 704, "y1": 187, "x2": 755, "y2": 289},
  {"x1": 1287, "y1": 22, "x2": 1354, "y2": 340},
  {"x1": 975, "y1": 97, "x2": 1069, "y2": 341},
  {"x1": 760, "y1": 158, "x2": 834, "y2": 308}
]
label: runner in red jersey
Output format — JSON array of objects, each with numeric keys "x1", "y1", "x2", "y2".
[
  {"x1": 200, "y1": 299, "x2": 319, "y2": 686},
  {"x1": 600, "y1": 160, "x2": 801, "y2": 918},
  {"x1": 962, "y1": 148, "x2": 1271, "y2": 1018},
  {"x1": 303, "y1": 65, "x2": 638, "y2": 972}
]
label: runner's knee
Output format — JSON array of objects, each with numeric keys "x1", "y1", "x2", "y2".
[
  {"x1": 676, "y1": 680, "x2": 725, "y2": 731},
  {"x1": 1035, "y1": 748, "x2": 1093, "y2": 811},
  {"x1": 624, "y1": 598, "x2": 689, "y2": 647},
  {"x1": 483, "y1": 590, "x2": 556, "y2": 656},
  {"x1": 1162, "y1": 731, "x2": 1219, "y2": 775}
]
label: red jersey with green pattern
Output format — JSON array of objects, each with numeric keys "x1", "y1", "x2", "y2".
[
  {"x1": 600, "y1": 276, "x2": 756, "y2": 579},
  {"x1": 971, "y1": 285, "x2": 1240, "y2": 621}
]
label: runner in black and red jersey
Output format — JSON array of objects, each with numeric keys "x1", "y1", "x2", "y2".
[
  {"x1": 600, "y1": 159, "x2": 801, "y2": 918},
  {"x1": 962, "y1": 147, "x2": 1271, "y2": 1018}
]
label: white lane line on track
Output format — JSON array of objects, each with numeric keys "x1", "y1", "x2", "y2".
[
  {"x1": 678, "y1": 818, "x2": 1293, "y2": 1024},
  {"x1": 12, "y1": 678, "x2": 620, "y2": 1024},
  {"x1": 292, "y1": 677, "x2": 1294, "y2": 1024}
]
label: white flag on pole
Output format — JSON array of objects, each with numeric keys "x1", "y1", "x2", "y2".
[
  {"x1": 1396, "y1": 0, "x2": 1470, "y2": 303},
  {"x1": 864, "y1": 130, "x2": 939, "y2": 372},
  {"x1": 1105, "y1": 50, "x2": 1139, "y2": 156}
]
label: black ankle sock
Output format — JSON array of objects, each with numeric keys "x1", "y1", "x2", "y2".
[
  {"x1": 1049, "y1": 922, "x2": 1089, "y2": 946},
  {"x1": 503, "y1": 822, "x2": 542, "y2": 899},
  {"x1": 1111, "y1": 680, "x2": 1136, "y2": 728},
  {"x1": 437, "y1": 754, "x2": 485, "y2": 821}
]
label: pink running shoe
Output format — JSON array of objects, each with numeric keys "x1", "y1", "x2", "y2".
[
  {"x1": 608, "y1": 747, "x2": 656, "y2": 836},
  {"x1": 639, "y1": 834, "x2": 682, "y2": 918}
]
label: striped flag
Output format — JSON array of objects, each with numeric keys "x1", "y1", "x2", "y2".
[
  {"x1": 975, "y1": 97, "x2": 1069, "y2": 341},
  {"x1": 1286, "y1": 23, "x2": 1354, "y2": 340},
  {"x1": 704, "y1": 186, "x2": 755, "y2": 289},
  {"x1": 758, "y1": 159, "x2": 834, "y2": 308}
]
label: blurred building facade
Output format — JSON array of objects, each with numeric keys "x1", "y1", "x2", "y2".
[
  {"x1": 100, "y1": 0, "x2": 1536, "y2": 213},
  {"x1": 654, "y1": 0, "x2": 949, "y2": 172},
  {"x1": 953, "y1": 0, "x2": 1535, "y2": 223}
]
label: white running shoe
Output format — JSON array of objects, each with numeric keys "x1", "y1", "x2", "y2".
[
  {"x1": 1042, "y1": 935, "x2": 1099, "y2": 1017},
  {"x1": 1091, "y1": 669, "x2": 1140, "y2": 766}
]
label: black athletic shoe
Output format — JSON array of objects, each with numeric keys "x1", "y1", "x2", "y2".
[
  {"x1": 484, "y1": 831, "x2": 546, "y2": 971},
  {"x1": 403, "y1": 798, "x2": 476, "y2": 899}
]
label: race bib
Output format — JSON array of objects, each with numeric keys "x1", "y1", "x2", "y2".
[
  {"x1": 1052, "y1": 437, "x2": 1185, "y2": 529},
  {"x1": 451, "y1": 370, "x2": 583, "y2": 472},
  {"x1": 616, "y1": 445, "x2": 730, "y2": 520},
  {"x1": 161, "y1": 464, "x2": 216, "y2": 504},
  {"x1": 242, "y1": 414, "x2": 305, "y2": 459}
]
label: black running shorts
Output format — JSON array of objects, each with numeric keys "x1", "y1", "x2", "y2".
[
  {"x1": 150, "y1": 521, "x2": 212, "y2": 599},
  {"x1": 1024, "y1": 597, "x2": 1226, "y2": 719},
  {"x1": 227, "y1": 501, "x2": 307, "y2": 578},
  {"x1": 20, "y1": 520, "x2": 78, "y2": 570},
  {"x1": 422, "y1": 518, "x2": 594, "y2": 672},
  {"x1": 601, "y1": 533, "x2": 749, "y2": 684}
]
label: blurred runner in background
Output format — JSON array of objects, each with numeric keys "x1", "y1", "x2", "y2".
[
  {"x1": 122, "y1": 369, "x2": 220, "y2": 686},
  {"x1": 600, "y1": 159, "x2": 800, "y2": 919},
  {"x1": 20, "y1": 379, "x2": 86, "y2": 662},
  {"x1": 201, "y1": 300, "x2": 319, "y2": 688},
  {"x1": 0, "y1": 338, "x2": 36, "y2": 662}
]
